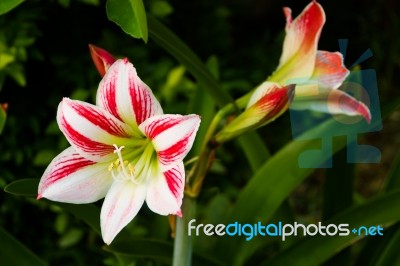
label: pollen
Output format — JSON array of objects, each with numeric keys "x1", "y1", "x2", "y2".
[
  {"x1": 110, "y1": 144, "x2": 138, "y2": 184},
  {"x1": 107, "y1": 159, "x2": 121, "y2": 172}
]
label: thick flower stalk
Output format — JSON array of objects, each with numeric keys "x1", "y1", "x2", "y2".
[
  {"x1": 37, "y1": 54, "x2": 201, "y2": 245},
  {"x1": 270, "y1": 1, "x2": 371, "y2": 122}
]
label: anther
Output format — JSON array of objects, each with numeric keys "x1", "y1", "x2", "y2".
[{"x1": 111, "y1": 144, "x2": 137, "y2": 183}]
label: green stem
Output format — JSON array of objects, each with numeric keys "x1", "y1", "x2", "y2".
[{"x1": 172, "y1": 197, "x2": 196, "y2": 266}]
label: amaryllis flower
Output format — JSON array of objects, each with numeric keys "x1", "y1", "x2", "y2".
[
  {"x1": 216, "y1": 82, "x2": 295, "y2": 143},
  {"x1": 270, "y1": 1, "x2": 371, "y2": 122},
  {"x1": 37, "y1": 56, "x2": 201, "y2": 244}
]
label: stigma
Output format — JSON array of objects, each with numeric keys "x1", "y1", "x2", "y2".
[{"x1": 109, "y1": 144, "x2": 138, "y2": 183}]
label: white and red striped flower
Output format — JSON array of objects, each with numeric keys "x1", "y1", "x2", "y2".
[
  {"x1": 37, "y1": 55, "x2": 200, "y2": 245},
  {"x1": 216, "y1": 82, "x2": 295, "y2": 143},
  {"x1": 271, "y1": 1, "x2": 371, "y2": 122}
]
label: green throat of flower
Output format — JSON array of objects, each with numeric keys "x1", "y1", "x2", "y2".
[{"x1": 109, "y1": 141, "x2": 158, "y2": 184}]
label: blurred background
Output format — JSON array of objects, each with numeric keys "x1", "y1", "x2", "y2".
[{"x1": 0, "y1": 0, "x2": 399, "y2": 265}]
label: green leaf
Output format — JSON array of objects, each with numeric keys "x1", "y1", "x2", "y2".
[
  {"x1": 383, "y1": 152, "x2": 400, "y2": 191},
  {"x1": 161, "y1": 65, "x2": 186, "y2": 102},
  {"x1": 79, "y1": 0, "x2": 100, "y2": 6},
  {"x1": 4, "y1": 178, "x2": 38, "y2": 197},
  {"x1": 105, "y1": 238, "x2": 172, "y2": 264},
  {"x1": 322, "y1": 147, "x2": 354, "y2": 265},
  {"x1": 105, "y1": 238, "x2": 224, "y2": 266},
  {"x1": 33, "y1": 150, "x2": 58, "y2": 166},
  {"x1": 237, "y1": 131, "x2": 270, "y2": 172},
  {"x1": 375, "y1": 224, "x2": 400, "y2": 266},
  {"x1": 150, "y1": 0, "x2": 173, "y2": 18},
  {"x1": 0, "y1": 52, "x2": 15, "y2": 69},
  {"x1": 356, "y1": 152, "x2": 400, "y2": 264},
  {"x1": 4, "y1": 179, "x2": 101, "y2": 234},
  {"x1": 106, "y1": 0, "x2": 148, "y2": 42},
  {"x1": 189, "y1": 56, "x2": 218, "y2": 156},
  {"x1": 214, "y1": 98, "x2": 400, "y2": 264},
  {"x1": 323, "y1": 146, "x2": 354, "y2": 221},
  {"x1": 55, "y1": 202, "x2": 101, "y2": 235},
  {"x1": 0, "y1": 226, "x2": 47, "y2": 266},
  {"x1": 147, "y1": 15, "x2": 233, "y2": 107},
  {"x1": 5, "y1": 63, "x2": 26, "y2": 86},
  {"x1": 264, "y1": 189, "x2": 400, "y2": 266},
  {"x1": 0, "y1": 0, "x2": 24, "y2": 15},
  {"x1": 0, "y1": 104, "x2": 5, "y2": 134},
  {"x1": 355, "y1": 223, "x2": 400, "y2": 266},
  {"x1": 58, "y1": 228, "x2": 84, "y2": 248}
]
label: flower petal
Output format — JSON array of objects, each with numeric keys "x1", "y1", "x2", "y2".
[
  {"x1": 96, "y1": 59, "x2": 163, "y2": 128},
  {"x1": 100, "y1": 180, "x2": 146, "y2": 245},
  {"x1": 291, "y1": 88, "x2": 371, "y2": 123},
  {"x1": 37, "y1": 147, "x2": 112, "y2": 203},
  {"x1": 246, "y1": 82, "x2": 281, "y2": 108},
  {"x1": 57, "y1": 98, "x2": 133, "y2": 162},
  {"x1": 311, "y1": 51, "x2": 350, "y2": 90},
  {"x1": 146, "y1": 162, "x2": 184, "y2": 216},
  {"x1": 249, "y1": 84, "x2": 295, "y2": 121},
  {"x1": 216, "y1": 83, "x2": 295, "y2": 143},
  {"x1": 139, "y1": 114, "x2": 201, "y2": 171},
  {"x1": 275, "y1": 1, "x2": 325, "y2": 82},
  {"x1": 89, "y1": 44, "x2": 117, "y2": 77}
]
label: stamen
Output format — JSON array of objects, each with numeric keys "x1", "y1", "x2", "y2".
[
  {"x1": 108, "y1": 162, "x2": 113, "y2": 171},
  {"x1": 111, "y1": 144, "x2": 138, "y2": 183}
]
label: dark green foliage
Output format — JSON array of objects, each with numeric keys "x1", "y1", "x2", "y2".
[{"x1": 1, "y1": 0, "x2": 400, "y2": 265}]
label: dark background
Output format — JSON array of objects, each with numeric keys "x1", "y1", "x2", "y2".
[{"x1": 0, "y1": 0, "x2": 399, "y2": 265}]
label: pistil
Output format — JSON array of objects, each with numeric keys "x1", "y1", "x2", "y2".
[{"x1": 109, "y1": 144, "x2": 137, "y2": 183}]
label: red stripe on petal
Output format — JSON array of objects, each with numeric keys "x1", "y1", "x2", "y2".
[
  {"x1": 253, "y1": 85, "x2": 295, "y2": 122},
  {"x1": 164, "y1": 166, "x2": 183, "y2": 198},
  {"x1": 103, "y1": 75, "x2": 121, "y2": 120},
  {"x1": 38, "y1": 147, "x2": 97, "y2": 196},
  {"x1": 60, "y1": 115, "x2": 114, "y2": 156},
  {"x1": 313, "y1": 51, "x2": 350, "y2": 89},
  {"x1": 144, "y1": 116, "x2": 182, "y2": 140},
  {"x1": 67, "y1": 100, "x2": 130, "y2": 138},
  {"x1": 97, "y1": 60, "x2": 162, "y2": 127},
  {"x1": 130, "y1": 77, "x2": 160, "y2": 125},
  {"x1": 294, "y1": 1, "x2": 325, "y2": 54},
  {"x1": 328, "y1": 89, "x2": 372, "y2": 123},
  {"x1": 97, "y1": 62, "x2": 124, "y2": 121},
  {"x1": 158, "y1": 137, "x2": 189, "y2": 165},
  {"x1": 47, "y1": 156, "x2": 95, "y2": 184},
  {"x1": 140, "y1": 114, "x2": 200, "y2": 169},
  {"x1": 276, "y1": 2, "x2": 326, "y2": 82}
]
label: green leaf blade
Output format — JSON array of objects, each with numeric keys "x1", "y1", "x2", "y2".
[
  {"x1": 4, "y1": 179, "x2": 101, "y2": 235},
  {"x1": 106, "y1": 0, "x2": 148, "y2": 42},
  {"x1": 129, "y1": 0, "x2": 148, "y2": 42},
  {"x1": 0, "y1": 227, "x2": 47, "y2": 266},
  {"x1": 265, "y1": 190, "x2": 400, "y2": 266},
  {"x1": 215, "y1": 99, "x2": 400, "y2": 264},
  {"x1": 4, "y1": 178, "x2": 38, "y2": 197},
  {"x1": 0, "y1": 0, "x2": 24, "y2": 15},
  {"x1": 106, "y1": 238, "x2": 224, "y2": 266}
]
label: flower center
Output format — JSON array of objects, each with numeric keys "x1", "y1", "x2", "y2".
[
  {"x1": 109, "y1": 144, "x2": 139, "y2": 184},
  {"x1": 108, "y1": 142, "x2": 158, "y2": 184}
]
